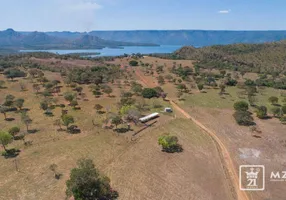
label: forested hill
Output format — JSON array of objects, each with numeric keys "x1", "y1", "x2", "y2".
[
  {"x1": 88, "y1": 30, "x2": 286, "y2": 46},
  {"x1": 174, "y1": 41, "x2": 286, "y2": 73}
]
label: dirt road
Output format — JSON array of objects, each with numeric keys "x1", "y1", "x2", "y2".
[{"x1": 135, "y1": 68, "x2": 250, "y2": 200}]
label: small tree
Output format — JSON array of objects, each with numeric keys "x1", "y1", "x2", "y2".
[
  {"x1": 61, "y1": 115, "x2": 74, "y2": 129},
  {"x1": 32, "y1": 83, "x2": 41, "y2": 93},
  {"x1": 234, "y1": 101, "x2": 249, "y2": 111},
  {"x1": 53, "y1": 119, "x2": 63, "y2": 131},
  {"x1": 103, "y1": 87, "x2": 113, "y2": 97},
  {"x1": 40, "y1": 101, "x2": 49, "y2": 111},
  {"x1": 49, "y1": 164, "x2": 61, "y2": 179},
  {"x1": 70, "y1": 100, "x2": 79, "y2": 109},
  {"x1": 14, "y1": 98, "x2": 25, "y2": 110},
  {"x1": 197, "y1": 83, "x2": 204, "y2": 92},
  {"x1": 256, "y1": 106, "x2": 268, "y2": 119},
  {"x1": 0, "y1": 105, "x2": 9, "y2": 120},
  {"x1": 94, "y1": 104, "x2": 103, "y2": 113},
  {"x1": 64, "y1": 92, "x2": 76, "y2": 104},
  {"x1": 8, "y1": 127, "x2": 20, "y2": 139},
  {"x1": 233, "y1": 111, "x2": 254, "y2": 126},
  {"x1": 21, "y1": 112, "x2": 32, "y2": 132},
  {"x1": 0, "y1": 131, "x2": 13, "y2": 152},
  {"x1": 0, "y1": 80, "x2": 5, "y2": 88},
  {"x1": 129, "y1": 60, "x2": 138, "y2": 66},
  {"x1": 158, "y1": 134, "x2": 183, "y2": 153},
  {"x1": 268, "y1": 96, "x2": 279, "y2": 105},
  {"x1": 66, "y1": 158, "x2": 118, "y2": 200},
  {"x1": 111, "y1": 116, "x2": 123, "y2": 129},
  {"x1": 271, "y1": 107, "x2": 282, "y2": 118}
]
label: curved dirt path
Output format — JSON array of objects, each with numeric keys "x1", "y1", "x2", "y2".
[
  {"x1": 170, "y1": 101, "x2": 249, "y2": 200},
  {"x1": 135, "y1": 68, "x2": 249, "y2": 200}
]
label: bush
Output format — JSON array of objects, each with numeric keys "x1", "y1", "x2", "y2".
[
  {"x1": 158, "y1": 135, "x2": 183, "y2": 153},
  {"x1": 256, "y1": 106, "x2": 268, "y2": 119},
  {"x1": 234, "y1": 101, "x2": 249, "y2": 111},
  {"x1": 280, "y1": 116, "x2": 286, "y2": 124},
  {"x1": 233, "y1": 111, "x2": 254, "y2": 126},
  {"x1": 129, "y1": 60, "x2": 139, "y2": 66},
  {"x1": 142, "y1": 88, "x2": 158, "y2": 99},
  {"x1": 268, "y1": 96, "x2": 279, "y2": 105}
]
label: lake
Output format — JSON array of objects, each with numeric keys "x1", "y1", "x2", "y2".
[{"x1": 20, "y1": 45, "x2": 182, "y2": 57}]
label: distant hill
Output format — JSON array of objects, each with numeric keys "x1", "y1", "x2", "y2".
[
  {"x1": 174, "y1": 41, "x2": 286, "y2": 73},
  {"x1": 0, "y1": 29, "x2": 157, "y2": 51},
  {"x1": 88, "y1": 30, "x2": 286, "y2": 46}
]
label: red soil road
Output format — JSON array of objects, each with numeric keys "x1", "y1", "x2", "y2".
[{"x1": 135, "y1": 68, "x2": 250, "y2": 200}]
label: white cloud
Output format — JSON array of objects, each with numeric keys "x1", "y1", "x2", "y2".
[{"x1": 218, "y1": 9, "x2": 231, "y2": 14}]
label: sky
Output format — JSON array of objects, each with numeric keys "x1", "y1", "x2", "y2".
[{"x1": 1, "y1": 0, "x2": 286, "y2": 32}]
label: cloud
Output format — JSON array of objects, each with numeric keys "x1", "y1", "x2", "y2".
[{"x1": 218, "y1": 9, "x2": 231, "y2": 14}]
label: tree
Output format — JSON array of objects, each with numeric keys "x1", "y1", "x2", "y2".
[
  {"x1": 282, "y1": 105, "x2": 286, "y2": 114},
  {"x1": 21, "y1": 112, "x2": 32, "y2": 132},
  {"x1": 271, "y1": 107, "x2": 282, "y2": 118},
  {"x1": 0, "y1": 105, "x2": 9, "y2": 120},
  {"x1": 40, "y1": 101, "x2": 49, "y2": 111},
  {"x1": 142, "y1": 88, "x2": 158, "y2": 99},
  {"x1": 129, "y1": 60, "x2": 138, "y2": 66},
  {"x1": 53, "y1": 119, "x2": 63, "y2": 131},
  {"x1": 49, "y1": 164, "x2": 61, "y2": 179},
  {"x1": 64, "y1": 92, "x2": 76, "y2": 104},
  {"x1": 61, "y1": 115, "x2": 74, "y2": 129},
  {"x1": 8, "y1": 127, "x2": 20, "y2": 138},
  {"x1": 234, "y1": 101, "x2": 249, "y2": 111},
  {"x1": 103, "y1": 87, "x2": 113, "y2": 97},
  {"x1": 0, "y1": 131, "x2": 13, "y2": 152},
  {"x1": 268, "y1": 96, "x2": 279, "y2": 105},
  {"x1": 157, "y1": 76, "x2": 165, "y2": 85},
  {"x1": 233, "y1": 111, "x2": 254, "y2": 126},
  {"x1": 32, "y1": 83, "x2": 41, "y2": 93},
  {"x1": 256, "y1": 106, "x2": 268, "y2": 119},
  {"x1": 197, "y1": 83, "x2": 204, "y2": 91},
  {"x1": 0, "y1": 80, "x2": 5, "y2": 88},
  {"x1": 4, "y1": 69, "x2": 26, "y2": 80},
  {"x1": 70, "y1": 100, "x2": 79, "y2": 109},
  {"x1": 158, "y1": 134, "x2": 183, "y2": 153},
  {"x1": 4, "y1": 94, "x2": 15, "y2": 107},
  {"x1": 14, "y1": 98, "x2": 24, "y2": 110},
  {"x1": 75, "y1": 86, "x2": 83, "y2": 94},
  {"x1": 19, "y1": 81, "x2": 27, "y2": 91},
  {"x1": 94, "y1": 104, "x2": 103, "y2": 113},
  {"x1": 219, "y1": 84, "x2": 226, "y2": 95},
  {"x1": 111, "y1": 116, "x2": 123, "y2": 129},
  {"x1": 66, "y1": 158, "x2": 118, "y2": 200}
]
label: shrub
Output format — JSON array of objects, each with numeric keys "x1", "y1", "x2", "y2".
[
  {"x1": 271, "y1": 107, "x2": 282, "y2": 117},
  {"x1": 280, "y1": 116, "x2": 286, "y2": 124},
  {"x1": 233, "y1": 111, "x2": 254, "y2": 126},
  {"x1": 268, "y1": 96, "x2": 279, "y2": 105},
  {"x1": 281, "y1": 105, "x2": 286, "y2": 114},
  {"x1": 129, "y1": 60, "x2": 139, "y2": 66},
  {"x1": 158, "y1": 135, "x2": 183, "y2": 153},
  {"x1": 256, "y1": 106, "x2": 268, "y2": 119},
  {"x1": 142, "y1": 88, "x2": 158, "y2": 99},
  {"x1": 234, "y1": 101, "x2": 249, "y2": 111},
  {"x1": 8, "y1": 127, "x2": 20, "y2": 138}
]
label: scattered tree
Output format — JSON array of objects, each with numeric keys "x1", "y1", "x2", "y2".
[
  {"x1": 158, "y1": 134, "x2": 183, "y2": 153},
  {"x1": 61, "y1": 115, "x2": 74, "y2": 129},
  {"x1": 268, "y1": 96, "x2": 279, "y2": 105},
  {"x1": 21, "y1": 112, "x2": 32, "y2": 132},
  {"x1": 234, "y1": 101, "x2": 249, "y2": 112},
  {"x1": 66, "y1": 158, "x2": 118, "y2": 200},
  {"x1": 0, "y1": 131, "x2": 13, "y2": 152},
  {"x1": 14, "y1": 98, "x2": 24, "y2": 110}
]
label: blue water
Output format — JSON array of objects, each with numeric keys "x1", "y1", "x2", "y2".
[{"x1": 20, "y1": 45, "x2": 182, "y2": 57}]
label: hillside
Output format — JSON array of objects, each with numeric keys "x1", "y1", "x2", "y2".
[
  {"x1": 174, "y1": 41, "x2": 286, "y2": 73},
  {"x1": 88, "y1": 30, "x2": 286, "y2": 46},
  {"x1": 0, "y1": 29, "x2": 156, "y2": 51}
]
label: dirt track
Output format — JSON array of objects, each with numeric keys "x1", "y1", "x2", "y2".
[{"x1": 135, "y1": 68, "x2": 249, "y2": 200}]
